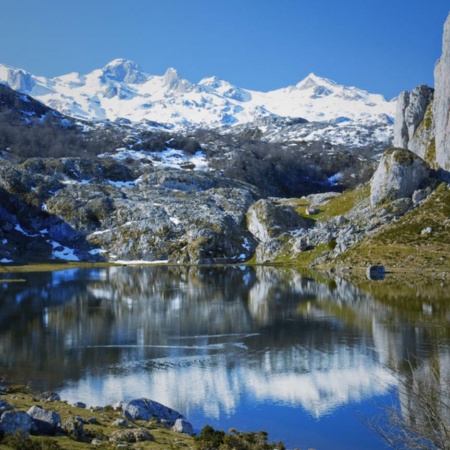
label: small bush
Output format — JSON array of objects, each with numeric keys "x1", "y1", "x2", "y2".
[
  {"x1": 194, "y1": 425, "x2": 285, "y2": 450},
  {"x1": 3, "y1": 430, "x2": 63, "y2": 450}
]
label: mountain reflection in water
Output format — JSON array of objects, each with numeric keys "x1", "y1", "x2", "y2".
[{"x1": 1, "y1": 265, "x2": 449, "y2": 450}]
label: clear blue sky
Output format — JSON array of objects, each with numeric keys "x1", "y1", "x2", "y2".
[{"x1": 0, "y1": 0, "x2": 448, "y2": 99}]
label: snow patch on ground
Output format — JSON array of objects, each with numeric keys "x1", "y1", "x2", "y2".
[
  {"x1": 107, "y1": 180, "x2": 135, "y2": 187},
  {"x1": 104, "y1": 147, "x2": 209, "y2": 171},
  {"x1": 48, "y1": 240, "x2": 80, "y2": 261}
]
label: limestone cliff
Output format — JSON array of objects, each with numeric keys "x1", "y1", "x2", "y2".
[
  {"x1": 393, "y1": 13, "x2": 450, "y2": 171},
  {"x1": 434, "y1": 13, "x2": 450, "y2": 170}
]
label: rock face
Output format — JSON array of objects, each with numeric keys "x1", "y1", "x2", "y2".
[
  {"x1": 393, "y1": 14, "x2": 450, "y2": 172},
  {"x1": 393, "y1": 86, "x2": 434, "y2": 150},
  {"x1": 370, "y1": 148, "x2": 430, "y2": 207},
  {"x1": 0, "y1": 159, "x2": 258, "y2": 264},
  {"x1": 434, "y1": 13, "x2": 450, "y2": 170},
  {"x1": 247, "y1": 199, "x2": 312, "y2": 243},
  {"x1": 246, "y1": 199, "x2": 314, "y2": 263}
]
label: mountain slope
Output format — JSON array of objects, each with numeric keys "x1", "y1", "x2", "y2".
[{"x1": 0, "y1": 59, "x2": 395, "y2": 129}]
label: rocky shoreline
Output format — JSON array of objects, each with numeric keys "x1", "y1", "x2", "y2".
[{"x1": 0, "y1": 381, "x2": 195, "y2": 448}]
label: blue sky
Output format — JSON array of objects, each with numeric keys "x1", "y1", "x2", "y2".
[{"x1": 0, "y1": 0, "x2": 448, "y2": 99}]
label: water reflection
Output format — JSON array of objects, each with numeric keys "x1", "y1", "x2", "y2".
[{"x1": 1, "y1": 266, "x2": 449, "y2": 449}]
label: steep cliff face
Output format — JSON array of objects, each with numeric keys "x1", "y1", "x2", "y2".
[
  {"x1": 393, "y1": 13, "x2": 450, "y2": 171},
  {"x1": 393, "y1": 86, "x2": 434, "y2": 155},
  {"x1": 434, "y1": 13, "x2": 450, "y2": 170}
]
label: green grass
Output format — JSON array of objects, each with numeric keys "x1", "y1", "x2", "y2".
[
  {"x1": 292, "y1": 185, "x2": 370, "y2": 222},
  {"x1": 0, "y1": 386, "x2": 194, "y2": 450},
  {"x1": 336, "y1": 183, "x2": 450, "y2": 271}
]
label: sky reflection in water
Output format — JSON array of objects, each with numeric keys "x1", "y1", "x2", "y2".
[{"x1": 1, "y1": 265, "x2": 449, "y2": 449}]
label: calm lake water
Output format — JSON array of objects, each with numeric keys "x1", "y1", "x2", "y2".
[{"x1": 1, "y1": 265, "x2": 450, "y2": 449}]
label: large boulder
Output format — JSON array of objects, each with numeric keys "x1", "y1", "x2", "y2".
[
  {"x1": 0, "y1": 410, "x2": 33, "y2": 436},
  {"x1": 115, "y1": 398, "x2": 188, "y2": 427},
  {"x1": 27, "y1": 405, "x2": 61, "y2": 435},
  {"x1": 370, "y1": 148, "x2": 430, "y2": 207},
  {"x1": 247, "y1": 199, "x2": 313, "y2": 243},
  {"x1": 433, "y1": 13, "x2": 450, "y2": 170}
]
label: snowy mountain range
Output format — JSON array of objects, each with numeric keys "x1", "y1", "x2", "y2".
[{"x1": 0, "y1": 59, "x2": 395, "y2": 130}]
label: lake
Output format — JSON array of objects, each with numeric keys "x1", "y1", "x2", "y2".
[{"x1": 1, "y1": 265, "x2": 449, "y2": 449}]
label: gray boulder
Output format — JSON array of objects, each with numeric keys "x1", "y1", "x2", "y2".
[
  {"x1": 109, "y1": 428, "x2": 154, "y2": 443},
  {"x1": 172, "y1": 418, "x2": 195, "y2": 436},
  {"x1": 434, "y1": 13, "x2": 450, "y2": 170},
  {"x1": 62, "y1": 416, "x2": 85, "y2": 438},
  {"x1": 247, "y1": 199, "x2": 312, "y2": 243},
  {"x1": 366, "y1": 265, "x2": 386, "y2": 281},
  {"x1": 115, "y1": 398, "x2": 186, "y2": 426},
  {"x1": 0, "y1": 410, "x2": 33, "y2": 435},
  {"x1": 370, "y1": 148, "x2": 430, "y2": 207},
  {"x1": 112, "y1": 418, "x2": 129, "y2": 428},
  {"x1": 27, "y1": 405, "x2": 61, "y2": 435}
]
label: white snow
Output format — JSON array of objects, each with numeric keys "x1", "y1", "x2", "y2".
[
  {"x1": 107, "y1": 180, "x2": 135, "y2": 187},
  {"x1": 48, "y1": 240, "x2": 80, "y2": 261},
  {"x1": 0, "y1": 258, "x2": 13, "y2": 263},
  {"x1": 0, "y1": 60, "x2": 395, "y2": 132},
  {"x1": 14, "y1": 224, "x2": 38, "y2": 237},
  {"x1": 170, "y1": 217, "x2": 181, "y2": 225},
  {"x1": 2, "y1": 239, "x2": 7, "y2": 245}
]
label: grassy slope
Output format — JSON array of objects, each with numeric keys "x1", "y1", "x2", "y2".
[
  {"x1": 271, "y1": 182, "x2": 450, "y2": 273},
  {"x1": 335, "y1": 183, "x2": 450, "y2": 272},
  {"x1": 0, "y1": 386, "x2": 194, "y2": 450}
]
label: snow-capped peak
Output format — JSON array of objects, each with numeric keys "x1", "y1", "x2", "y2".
[
  {"x1": 101, "y1": 59, "x2": 146, "y2": 84},
  {"x1": 295, "y1": 72, "x2": 337, "y2": 90},
  {"x1": 0, "y1": 60, "x2": 395, "y2": 129},
  {"x1": 162, "y1": 67, "x2": 194, "y2": 94},
  {"x1": 198, "y1": 75, "x2": 224, "y2": 89}
]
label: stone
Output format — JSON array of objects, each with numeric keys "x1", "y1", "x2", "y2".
[
  {"x1": 110, "y1": 428, "x2": 154, "y2": 443},
  {"x1": 112, "y1": 418, "x2": 129, "y2": 428},
  {"x1": 172, "y1": 418, "x2": 195, "y2": 436},
  {"x1": 27, "y1": 405, "x2": 61, "y2": 435},
  {"x1": 421, "y1": 227, "x2": 433, "y2": 235},
  {"x1": 412, "y1": 187, "x2": 432, "y2": 205},
  {"x1": 62, "y1": 416, "x2": 85, "y2": 438},
  {"x1": 34, "y1": 391, "x2": 61, "y2": 402},
  {"x1": 115, "y1": 398, "x2": 186, "y2": 426},
  {"x1": 366, "y1": 265, "x2": 386, "y2": 281},
  {"x1": 433, "y1": 13, "x2": 450, "y2": 170},
  {"x1": 247, "y1": 199, "x2": 312, "y2": 243},
  {"x1": 72, "y1": 401, "x2": 86, "y2": 409},
  {"x1": 0, "y1": 410, "x2": 33, "y2": 435},
  {"x1": 370, "y1": 148, "x2": 430, "y2": 207}
]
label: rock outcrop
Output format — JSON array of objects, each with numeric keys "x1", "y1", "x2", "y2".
[
  {"x1": 0, "y1": 158, "x2": 258, "y2": 264},
  {"x1": 434, "y1": 13, "x2": 450, "y2": 170},
  {"x1": 370, "y1": 148, "x2": 430, "y2": 207},
  {"x1": 393, "y1": 13, "x2": 450, "y2": 172},
  {"x1": 393, "y1": 86, "x2": 434, "y2": 151}
]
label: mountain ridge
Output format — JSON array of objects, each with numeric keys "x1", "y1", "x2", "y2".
[{"x1": 0, "y1": 59, "x2": 395, "y2": 129}]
